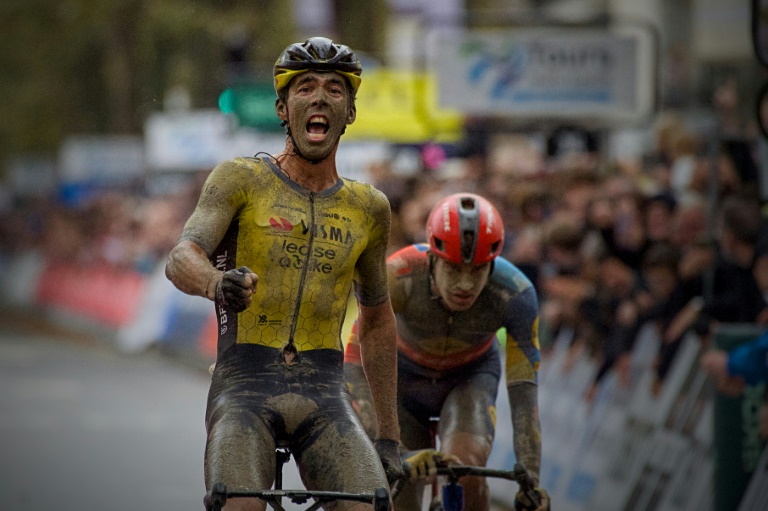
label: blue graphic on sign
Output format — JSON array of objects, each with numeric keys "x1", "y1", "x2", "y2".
[{"x1": 462, "y1": 41, "x2": 528, "y2": 99}]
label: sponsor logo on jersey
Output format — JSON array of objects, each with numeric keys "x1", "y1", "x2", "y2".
[
  {"x1": 391, "y1": 257, "x2": 412, "y2": 277},
  {"x1": 391, "y1": 245, "x2": 427, "y2": 277},
  {"x1": 214, "y1": 252, "x2": 229, "y2": 335},
  {"x1": 269, "y1": 217, "x2": 294, "y2": 231},
  {"x1": 278, "y1": 239, "x2": 337, "y2": 274},
  {"x1": 256, "y1": 313, "x2": 282, "y2": 326},
  {"x1": 300, "y1": 219, "x2": 355, "y2": 245}
]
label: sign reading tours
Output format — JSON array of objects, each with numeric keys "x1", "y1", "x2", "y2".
[{"x1": 430, "y1": 26, "x2": 657, "y2": 124}]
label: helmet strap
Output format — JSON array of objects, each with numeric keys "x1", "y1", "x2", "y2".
[
  {"x1": 426, "y1": 253, "x2": 441, "y2": 302},
  {"x1": 285, "y1": 124, "x2": 315, "y2": 163}
]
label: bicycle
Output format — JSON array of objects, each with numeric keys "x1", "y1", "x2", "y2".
[
  {"x1": 390, "y1": 459, "x2": 543, "y2": 511},
  {"x1": 204, "y1": 446, "x2": 543, "y2": 511},
  {"x1": 204, "y1": 446, "x2": 390, "y2": 511}
]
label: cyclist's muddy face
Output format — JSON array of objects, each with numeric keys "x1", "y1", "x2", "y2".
[
  {"x1": 280, "y1": 71, "x2": 356, "y2": 162},
  {"x1": 432, "y1": 257, "x2": 491, "y2": 311}
]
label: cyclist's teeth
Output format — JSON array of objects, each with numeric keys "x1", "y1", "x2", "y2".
[{"x1": 308, "y1": 123, "x2": 327, "y2": 134}]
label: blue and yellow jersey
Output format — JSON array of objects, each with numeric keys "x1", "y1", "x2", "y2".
[{"x1": 346, "y1": 243, "x2": 540, "y2": 385}]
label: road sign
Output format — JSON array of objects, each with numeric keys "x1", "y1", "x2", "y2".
[
  {"x1": 430, "y1": 24, "x2": 658, "y2": 125},
  {"x1": 218, "y1": 71, "x2": 464, "y2": 142},
  {"x1": 218, "y1": 83, "x2": 281, "y2": 131}
]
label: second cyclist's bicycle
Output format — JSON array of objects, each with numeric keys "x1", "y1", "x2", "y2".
[
  {"x1": 391, "y1": 459, "x2": 544, "y2": 511},
  {"x1": 203, "y1": 445, "x2": 545, "y2": 511}
]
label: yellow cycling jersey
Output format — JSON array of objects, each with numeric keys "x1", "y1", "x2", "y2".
[{"x1": 185, "y1": 156, "x2": 391, "y2": 354}]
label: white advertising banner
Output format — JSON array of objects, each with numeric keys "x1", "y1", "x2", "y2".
[
  {"x1": 145, "y1": 110, "x2": 232, "y2": 172},
  {"x1": 59, "y1": 135, "x2": 144, "y2": 183},
  {"x1": 145, "y1": 108, "x2": 383, "y2": 182},
  {"x1": 692, "y1": 0, "x2": 752, "y2": 62},
  {"x1": 430, "y1": 26, "x2": 656, "y2": 124}
]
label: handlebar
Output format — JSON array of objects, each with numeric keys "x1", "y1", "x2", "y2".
[
  {"x1": 205, "y1": 482, "x2": 389, "y2": 511},
  {"x1": 390, "y1": 460, "x2": 539, "y2": 503},
  {"x1": 431, "y1": 464, "x2": 522, "y2": 482}
]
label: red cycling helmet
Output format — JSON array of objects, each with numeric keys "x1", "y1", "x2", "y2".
[{"x1": 426, "y1": 193, "x2": 504, "y2": 266}]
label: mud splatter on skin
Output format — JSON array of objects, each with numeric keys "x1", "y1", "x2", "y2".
[
  {"x1": 167, "y1": 152, "x2": 396, "y2": 508},
  {"x1": 344, "y1": 363, "x2": 378, "y2": 439},
  {"x1": 205, "y1": 346, "x2": 388, "y2": 508},
  {"x1": 508, "y1": 382, "x2": 542, "y2": 480},
  {"x1": 294, "y1": 414, "x2": 383, "y2": 492},
  {"x1": 175, "y1": 163, "x2": 248, "y2": 256},
  {"x1": 278, "y1": 71, "x2": 356, "y2": 163}
]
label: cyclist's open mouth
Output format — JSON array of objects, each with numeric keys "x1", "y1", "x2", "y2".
[
  {"x1": 306, "y1": 115, "x2": 329, "y2": 142},
  {"x1": 449, "y1": 292, "x2": 475, "y2": 307}
]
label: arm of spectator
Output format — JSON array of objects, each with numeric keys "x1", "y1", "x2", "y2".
[
  {"x1": 542, "y1": 275, "x2": 594, "y2": 303},
  {"x1": 663, "y1": 296, "x2": 705, "y2": 343},
  {"x1": 633, "y1": 288, "x2": 656, "y2": 317},
  {"x1": 615, "y1": 299, "x2": 642, "y2": 387},
  {"x1": 678, "y1": 245, "x2": 715, "y2": 280},
  {"x1": 509, "y1": 227, "x2": 542, "y2": 266}
]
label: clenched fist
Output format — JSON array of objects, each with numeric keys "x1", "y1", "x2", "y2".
[{"x1": 215, "y1": 266, "x2": 258, "y2": 312}]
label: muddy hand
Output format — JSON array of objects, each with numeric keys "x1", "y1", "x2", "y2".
[
  {"x1": 216, "y1": 266, "x2": 258, "y2": 312},
  {"x1": 514, "y1": 487, "x2": 550, "y2": 511},
  {"x1": 374, "y1": 439, "x2": 404, "y2": 485},
  {"x1": 401, "y1": 449, "x2": 462, "y2": 481},
  {"x1": 514, "y1": 464, "x2": 550, "y2": 511}
]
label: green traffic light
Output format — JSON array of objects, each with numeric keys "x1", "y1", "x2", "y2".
[
  {"x1": 218, "y1": 88, "x2": 236, "y2": 114},
  {"x1": 216, "y1": 83, "x2": 283, "y2": 131}
]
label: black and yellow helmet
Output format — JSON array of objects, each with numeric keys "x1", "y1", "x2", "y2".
[{"x1": 273, "y1": 37, "x2": 362, "y2": 94}]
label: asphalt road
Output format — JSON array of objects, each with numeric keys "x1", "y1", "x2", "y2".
[
  {"x1": 0, "y1": 318, "x2": 311, "y2": 511},
  {"x1": 0, "y1": 312, "x2": 511, "y2": 511}
]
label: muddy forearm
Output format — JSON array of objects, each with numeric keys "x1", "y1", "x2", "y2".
[
  {"x1": 165, "y1": 239, "x2": 222, "y2": 300},
  {"x1": 508, "y1": 381, "x2": 542, "y2": 482},
  {"x1": 358, "y1": 300, "x2": 400, "y2": 442},
  {"x1": 344, "y1": 361, "x2": 378, "y2": 439},
  {"x1": 165, "y1": 160, "x2": 242, "y2": 299}
]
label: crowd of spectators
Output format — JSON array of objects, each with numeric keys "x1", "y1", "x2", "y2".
[
  {"x1": 0, "y1": 172, "x2": 204, "y2": 274},
  {"x1": 370, "y1": 111, "x2": 767, "y2": 403},
  {"x1": 1, "y1": 101, "x2": 767, "y2": 405}
]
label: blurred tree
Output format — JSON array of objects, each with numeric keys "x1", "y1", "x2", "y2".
[
  {"x1": 333, "y1": 0, "x2": 387, "y2": 60},
  {"x1": 0, "y1": 0, "x2": 292, "y2": 170}
]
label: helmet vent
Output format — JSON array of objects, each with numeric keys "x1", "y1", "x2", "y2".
[
  {"x1": 434, "y1": 238, "x2": 445, "y2": 252},
  {"x1": 460, "y1": 197, "x2": 476, "y2": 210},
  {"x1": 462, "y1": 231, "x2": 475, "y2": 263}
]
